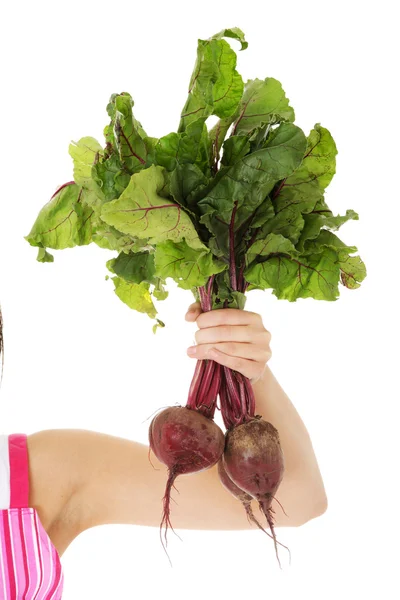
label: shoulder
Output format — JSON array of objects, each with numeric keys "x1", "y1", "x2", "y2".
[
  {"x1": 26, "y1": 430, "x2": 105, "y2": 535},
  {"x1": 27, "y1": 429, "x2": 138, "y2": 554},
  {"x1": 26, "y1": 429, "x2": 142, "y2": 526}
]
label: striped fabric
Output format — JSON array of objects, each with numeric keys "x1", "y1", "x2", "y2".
[{"x1": 0, "y1": 434, "x2": 64, "y2": 599}]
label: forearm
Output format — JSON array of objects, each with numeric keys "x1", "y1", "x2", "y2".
[{"x1": 252, "y1": 365, "x2": 327, "y2": 513}]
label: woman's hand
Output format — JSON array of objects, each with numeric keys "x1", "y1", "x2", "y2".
[{"x1": 185, "y1": 303, "x2": 272, "y2": 385}]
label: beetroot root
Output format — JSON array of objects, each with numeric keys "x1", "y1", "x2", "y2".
[
  {"x1": 223, "y1": 417, "x2": 285, "y2": 566},
  {"x1": 149, "y1": 406, "x2": 225, "y2": 549},
  {"x1": 218, "y1": 457, "x2": 290, "y2": 567}
]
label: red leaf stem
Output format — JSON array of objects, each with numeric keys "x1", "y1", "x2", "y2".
[{"x1": 229, "y1": 202, "x2": 238, "y2": 291}]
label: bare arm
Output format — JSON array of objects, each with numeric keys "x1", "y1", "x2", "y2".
[
  {"x1": 251, "y1": 366, "x2": 327, "y2": 524},
  {"x1": 28, "y1": 429, "x2": 284, "y2": 536},
  {"x1": 81, "y1": 388, "x2": 326, "y2": 532},
  {"x1": 28, "y1": 424, "x2": 322, "y2": 541},
  {"x1": 28, "y1": 306, "x2": 327, "y2": 540}
]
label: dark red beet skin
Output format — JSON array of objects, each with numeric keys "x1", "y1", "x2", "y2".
[
  {"x1": 218, "y1": 457, "x2": 252, "y2": 502},
  {"x1": 223, "y1": 418, "x2": 285, "y2": 567},
  {"x1": 218, "y1": 456, "x2": 290, "y2": 568},
  {"x1": 223, "y1": 418, "x2": 284, "y2": 500},
  {"x1": 150, "y1": 406, "x2": 224, "y2": 474},
  {"x1": 149, "y1": 406, "x2": 225, "y2": 555}
]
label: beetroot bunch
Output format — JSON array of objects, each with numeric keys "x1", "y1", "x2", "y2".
[
  {"x1": 26, "y1": 26, "x2": 365, "y2": 567},
  {"x1": 149, "y1": 276, "x2": 288, "y2": 566}
]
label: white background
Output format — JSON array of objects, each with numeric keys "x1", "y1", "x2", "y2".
[{"x1": 0, "y1": 0, "x2": 399, "y2": 598}]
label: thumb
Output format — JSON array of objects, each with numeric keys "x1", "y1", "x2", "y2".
[{"x1": 185, "y1": 302, "x2": 202, "y2": 322}]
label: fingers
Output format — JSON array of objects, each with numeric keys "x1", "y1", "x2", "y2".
[
  {"x1": 185, "y1": 305, "x2": 270, "y2": 383},
  {"x1": 185, "y1": 305, "x2": 264, "y2": 330},
  {"x1": 185, "y1": 302, "x2": 202, "y2": 322},
  {"x1": 195, "y1": 325, "x2": 270, "y2": 346},
  {"x1": 187, "y1": 341, "x2": 271, "y2": 363},
  {"x1": 196, "y1": 308, "x2": 262, "y2": 329},
  {"x1": 205, "y1": 348, "x2": 264, "y2": 382}
]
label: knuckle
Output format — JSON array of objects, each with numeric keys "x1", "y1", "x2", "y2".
[
  {"x1": 261, "y1": 349, "x2": 272, "y2": 362},
  {"x1": 196, "y1": 313, "x2": 208, "y2": 328},
  {"x1": 262, "y1": 329, "x2": 272, "y2": 343}
]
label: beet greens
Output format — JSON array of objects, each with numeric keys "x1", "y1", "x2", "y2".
[{"x1": 26, "y1": 26, "x2": 366, "y2": 566}]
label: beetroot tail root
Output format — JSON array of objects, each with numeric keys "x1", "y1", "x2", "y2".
[
  {"x1": 149, "y1": 406, "x2": 224, "y2": 553},
  {"x1": 222, "y1": 418, "x2": 286, "y2": 568},
  {"x1": 160, "y1": 467, "x2": 183, "y2": 546},
  {"x1": 243, "y1": 500, "x2": 291, "y2": 564},
  {"x1": 218, "y1": 457, "x2": 290, "y2": 566},
  {"x1": 258, "y1": 500, "x2": 283, "y2": 569}
]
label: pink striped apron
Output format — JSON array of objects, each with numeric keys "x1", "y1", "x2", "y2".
[{"x1": 0, "y1": 434, "x2": 64, "y2": 599}]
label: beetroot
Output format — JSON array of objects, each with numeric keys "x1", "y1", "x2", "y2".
[
  {"x1": 149, "y1": 406, "x2": 224, "y2": 548},
  {"x1": 218, "y1": 457, "x2": 290, "y2": 567},
  {"x1": 223, "y1": 417, "x2": 285, "y2": 564},
  {"x1": 148, "y1": 278, "x2": 286, "y2": 567},
  {"x1": 218, "y1": 457, "x2": 263, "y2": 524}
]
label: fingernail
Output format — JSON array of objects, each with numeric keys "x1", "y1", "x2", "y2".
[
  {"x1": 185, "y1": 311, "x2": 194, "y2": 320},
  {"x1": 187, "y1": 346, "x2": 197, "y2": 355}
]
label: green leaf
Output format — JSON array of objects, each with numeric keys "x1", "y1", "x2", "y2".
[
  {"x1": 92, "y1": 151, "x2": 131, "y2": 202},
  {"x1": 37, "y1": 247, "x2": 54, "y2": 263},
  {"x1": 179, "y1": 32, "x2": 246, "y2": 133},
  {"x1": 273, "y1": 124, "x2": 338, "y2": 214},
  {"x1": 233, "y1": 198, "x2": 276, "y2": 258},
  {"x1": 246, "y1": 198, "x2": 275, "y2": 228},
  {"x1": 152, "y1": 318, "x2": 166, "y2": 334},
  {"x1": 208, "y1": 115, "x2": 237, "y2": 167},
  {"x1": 221, "y1": 135, "x2": 250, "y2": 166},
  {"x1": 211, "y1": 27, "x2": 248, "y2": 51},
  {"x1": 154, "y1": 240, "x2": 226, "y2": 290},
  {"x1": 153, "y1": 280, "x2": 169, "y2": 301},
  {"x1": 107, "y1": 93, "x2": 149, "y2": 172},
  {"x1": 246, "y1": 233, "x2": 297, "y2": 266},
  {"x1": 198, "y1": 123, "x2": 307, "y2": 255},
  {"x1": 105, "y1": 93, "x2": 148, "y2": 146},
  {"x1": 272, "y1": 183, "x2": 323, "y2": 221},
  {"x1": 107, "y1": 251, "x2": 157, "y2": 284},
  {"x1": 68, "y1": 137, "x2": 103, "y2": 187},
  {"x1": 245, "y1": 248, "x2": 340, "y2": 301},
  {"x1": 91, "y1": 219, "x2": 151, "y2": 253},
  {"x1": 300, "y1": 124, "x2": 337, "y2": 192},
  {"x1": 339, "y1": 254, "x2": 366, "y2": 289},
  {"x1": 301, "y1": 229, "x2": 366, "y2": 290},
  {"x1": 212, "y1": 271, "x2": 247, "y2": 309},
  {"x1": 231, "y1": 78, "x2": 295, "y2": 136},
  {"x1": 169, "y1": 163, "x2": 209, "y2": 213},
  {"x1": 25, "y1": 184, "x2": 93, "y2": 250},
  {"x1": 112, "y1": 277, "x2": 156, "y2": 318},
  {"x1": 245, "y1": 123, "x2": 298, "y2": 175},
  {"x1": 208, "y1": 75, "x2": 293, "y2": 172},
  {"x1": 302, "y1": 229, "x2": 357, "y2": 255},
  {"x1": 253, "y1": 205, "x2": 305, "y2": 246},
  {"x1": 100, "y1": 165, "x2": 207, "y2": 251},
  {"x1": 155, "y1": 119, "x2": 210, "y2": 175},
  {"x1": 297, "y1": 209, "x2": 359, "y2": 250},
  {"x1": 26, "y1": 31, "x2": 365, "y2": 311},
  {"x1": 272, "y1": 123, "x2": 337, "y2": 226}
]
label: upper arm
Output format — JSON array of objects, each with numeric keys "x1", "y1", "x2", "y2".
[
  {"x1": 27, "y1": 429, "x2": 88, "y2": 531},
  {"x1": 77, "y1": 431, "x2": 323, "y2": 533}
]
